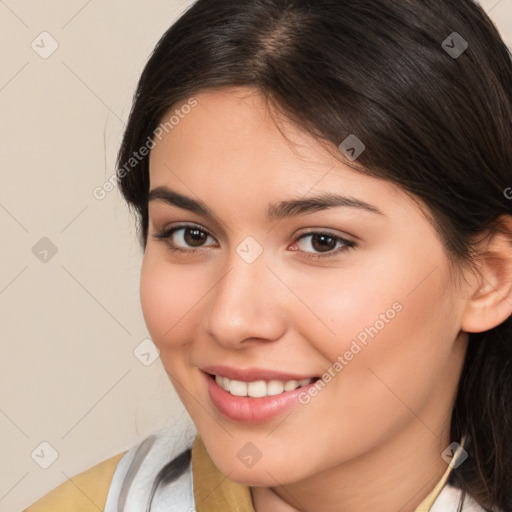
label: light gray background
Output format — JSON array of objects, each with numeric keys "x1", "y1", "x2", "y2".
[{"x1": 0, "y1": 1, "x2": 510, "y2": 510}]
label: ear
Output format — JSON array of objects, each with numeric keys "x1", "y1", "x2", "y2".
[{"x1": 461, "y1": 215, "x2": 512, "y2": 333}]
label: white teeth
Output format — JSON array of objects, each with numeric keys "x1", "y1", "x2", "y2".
[
  {"x1": 284, "y1": 379, "x2": 299, "y2": 391},
  {"x1": 214, "y1": 375, "x2": 313, "y2": 397},
  {"x1": 247, "y1": 380, "x2": 267, "y2": 398},
  {"x1": 267, "y1": 380, "x2": 284, "y2": 395},
  {"x1": 229, "y1": 380, "x2": 248, "y2": 396}
]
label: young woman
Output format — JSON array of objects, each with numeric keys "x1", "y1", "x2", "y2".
[{"x1": 25, "y1": 0, "x2": 512, "y2": 511}]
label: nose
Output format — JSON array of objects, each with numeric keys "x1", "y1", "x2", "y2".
[{"x1": 202, "y1": 251, "x2": 287, "y2": 349}]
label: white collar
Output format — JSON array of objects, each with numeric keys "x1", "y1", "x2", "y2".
[{"x1": 104, "y1": 425, "x2": 197, "y2": 512}]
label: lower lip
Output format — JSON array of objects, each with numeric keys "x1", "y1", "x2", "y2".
[{"x1": 204, "y1": 372, "x2": 318, "y2": 424}]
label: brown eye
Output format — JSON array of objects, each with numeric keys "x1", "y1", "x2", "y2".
[
  {"x1": 294, "y1": 231, "x2": 356, "y2": 258},
  {"x1": 182, "y1": 227, "x2": 208, "y2": 247},
  {"x1": 310, "y1": 234, "x2": 337, "y2": 252},
  {"x1": 152, "y1": 224, "x2": 216, "y2": 252}
]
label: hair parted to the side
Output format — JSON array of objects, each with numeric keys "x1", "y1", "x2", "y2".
[{"x1": 116, "y1": 0, "x2": 512, "y2": 510}]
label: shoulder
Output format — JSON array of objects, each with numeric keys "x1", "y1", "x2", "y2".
[
  {"x1": 23, "y1": 451, "x2": 127, "y2": 512},
  {"x1": 23, "y1": 425, "x2": 197, "y2": 512}
]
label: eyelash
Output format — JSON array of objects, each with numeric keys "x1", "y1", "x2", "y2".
[{"x1": 152, "y1": 223, "x2": 356, "y2": 260}]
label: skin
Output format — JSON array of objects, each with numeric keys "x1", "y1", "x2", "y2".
[{"x1": 140, "y1": 86, "x2": 512, "y2": 512}]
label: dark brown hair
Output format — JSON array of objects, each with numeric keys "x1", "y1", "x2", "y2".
[{"x1": 117, "y1": 1, "x2": 512, "y2": 510}]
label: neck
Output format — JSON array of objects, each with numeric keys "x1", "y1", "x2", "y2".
[{"x1": 251, "y1": 421, "x2": 452, "y2": 512}]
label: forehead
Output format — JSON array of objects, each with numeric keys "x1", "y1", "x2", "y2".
[{"x1": 148, "y1": 87, "x2": 422, "y2": 221}]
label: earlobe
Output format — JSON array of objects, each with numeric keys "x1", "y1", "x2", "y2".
[{"x1": 460, "y1": 215, "x2": 512, "y2": 334}]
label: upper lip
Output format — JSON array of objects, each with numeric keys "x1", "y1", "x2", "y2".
[{"x1": 201, "y1": 365, "x2": 318, "y2": 382}]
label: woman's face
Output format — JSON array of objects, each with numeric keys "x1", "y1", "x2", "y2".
[{"x1": 141, "y1": 86, "x2": 470, "y2": 486}]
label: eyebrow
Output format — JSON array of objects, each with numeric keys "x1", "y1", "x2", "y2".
[{"x1": 147, "y1": 186, "x2": 384, "y2": 220}]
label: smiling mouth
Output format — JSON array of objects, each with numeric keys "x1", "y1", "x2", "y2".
[{"x1": 206, "y1": 373, "x2": 320, "y2": 398}]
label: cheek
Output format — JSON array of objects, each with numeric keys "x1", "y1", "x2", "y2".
[
  {"x1": 306, "y1": 239, "x2": 447, "y2": 336},
  {"x1": 289, "y1": 245, "x2": 458, "y2": 395},
  {"x1": 279, "y1": 259, "x2": 459, "y2": 459},
  {"x1": 140, "y1": 251, "x2": 205, "y2": 351},
  {"x1": 284, "y1": 260, "x2": 406, "y2": 357}
]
